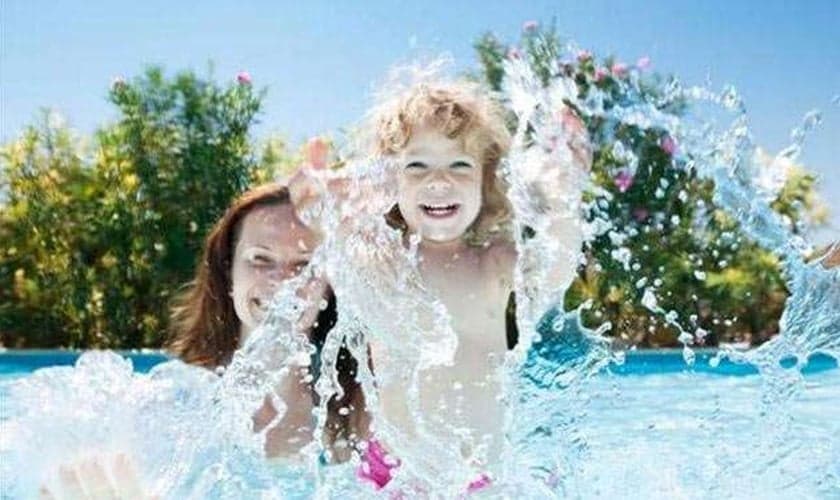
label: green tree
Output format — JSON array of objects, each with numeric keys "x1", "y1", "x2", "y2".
[{"x1": 1, "y1": 68, "x2": 269, "y2": 348}]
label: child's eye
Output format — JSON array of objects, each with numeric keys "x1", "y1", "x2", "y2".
[
  {"x1": 405, "y1": 161, "x2": 428, "y2": 170},
  {"x1": 450, "y1": 161, "x2": 473, "y2": 169}
]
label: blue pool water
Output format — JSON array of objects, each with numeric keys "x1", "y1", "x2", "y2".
[
  {"x1": 2, "y1": 349, "x2": 838, "y2": 498},
  {"x1": 1, "y1": 348, "x2": 836, "y2": 379}
]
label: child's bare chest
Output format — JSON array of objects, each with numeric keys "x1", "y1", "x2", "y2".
[{"x1": 419, "y1": 253, "x2": 510, "y2": 353}]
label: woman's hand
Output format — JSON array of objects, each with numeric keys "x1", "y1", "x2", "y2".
[
  {"x1": 296, "y1": 276, "x2": 329, "y2": 336},
  {"x1": 40, "y1": 454, "x2": 158, "y2": 500}
]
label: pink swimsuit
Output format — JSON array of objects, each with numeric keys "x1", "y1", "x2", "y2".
[{"x1": 356, "y1": 439, "x2": 491, "y2": 494}]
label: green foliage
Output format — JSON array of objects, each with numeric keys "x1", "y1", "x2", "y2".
[
  {"x1": 1, "y1": 34, "x2": 828, "y2": 350},
  {"x1": 0, "y1": 68, "x2": 288, "y2": 348},
  {"x1": 473, "y1": 25, "x2": 826, "y2": 347}
]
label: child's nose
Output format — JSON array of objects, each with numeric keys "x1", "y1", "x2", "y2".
[{"x1": 425, "y1": 174, "x2": 452, "y2": 195}]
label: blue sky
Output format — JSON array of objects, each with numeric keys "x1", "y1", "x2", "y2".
[{"x1": 2, "y1": 0, "x2": 838, "y2": 242}]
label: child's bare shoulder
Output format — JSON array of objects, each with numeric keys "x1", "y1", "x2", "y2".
[{"x1": 478, "y1": 237, "x2": 517, "y2": 273}]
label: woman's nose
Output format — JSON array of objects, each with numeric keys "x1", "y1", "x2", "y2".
[{"x1": 261, "y1": 276, "x2": 284, "y2": 292}]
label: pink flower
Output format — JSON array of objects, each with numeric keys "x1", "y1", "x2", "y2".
[
  {"x1": 507, "y1": 48, "x2": 522, "y2": 60},
  {"x1": 305, "y1": 137, "x2": 329, "y2": 169},
  {"x1": 522, "y1": 20, "x2": 538, "y2": 32},
  {"x1": 611, "y1": 62, "x2": 628, "y2": 77},
  {"x1": 614, "y1": 170, "x2": 635, "y2": 193},
  {"x1": 236, "y1": 71, "x2": 252, "y2": 85},
  {"x1": 660, "y1": 135, "x2": 678, "y2": 156},
  {"x1": 594, "y1": 67, "x2": 609, "y2": 82},
  {"x1": 636, "y1": 56, "x2": 651, "y2": 71},
  {"x1": 577, "y1": 50, "x2": 592, "y2": 62},
  {"x1": 633, "y1": 207, "x2": 650, "y2": 222}
]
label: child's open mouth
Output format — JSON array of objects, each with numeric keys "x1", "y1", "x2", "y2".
[{"x1": 420, "y1": 203, "x2": 460, "y2": 219}]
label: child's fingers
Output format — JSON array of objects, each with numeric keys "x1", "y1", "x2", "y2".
[
  {"x1": 288, "y1": 169, "x2": 319, "y2": 207},
  {"x1": 304, "y1": 137, "x2": 329, "y2": 170},
  {"x1": 560, "y1": 106, "x2": 585, "y2": 132},
  {"x1": 110, "y1": 453, "x2": 147, "y2": 500},
  {"x1": 553, "y1": 106, "x2": 592, "y2": 171},
  {"x1": 569, "y1": 140, "x2": 593, "y2": 171},
  {"x1": 57, "y1": 465, "x2": 86, "y2": 500}
]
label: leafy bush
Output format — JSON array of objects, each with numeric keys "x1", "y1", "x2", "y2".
[{"x1": 0, "y1": 68, "x2": 278, "y2": 348}]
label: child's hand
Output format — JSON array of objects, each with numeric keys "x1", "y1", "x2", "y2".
[
  {"x1": 559, "y1": 107, "x2": 593, "y2": 172},
  {"x1": 40, "y1": 453, "x2": 158, "y2": 500},
  {"x1": 305, "y1": 137, "x2": 329, "y2": 169},
  {"x1": 288, "y1": 137, "x2": 331, "y2": 213}
]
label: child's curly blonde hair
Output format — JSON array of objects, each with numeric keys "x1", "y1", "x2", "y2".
[{"x1": 369, "y1": 79, "x2": 513, "y2": 245}]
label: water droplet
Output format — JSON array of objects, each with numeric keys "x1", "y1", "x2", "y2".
[{"x1": 641, "y1": 288, "x2": 658, "y2": 311}]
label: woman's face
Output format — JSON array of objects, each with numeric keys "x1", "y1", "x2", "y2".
[
  {"x1": 397, "y1": 126, "x2": 483, "y2": 244},
  {"x1": 230, "y1": 203, "x2": 322, "y2": 339}
]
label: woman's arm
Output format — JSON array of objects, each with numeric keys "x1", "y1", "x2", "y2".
[
  {"x1": 40, "y1": 454, "x2": 159, "y2": 500},
  {"x1": 252, "y1": 363, "x2": 317, "y2": 459}
]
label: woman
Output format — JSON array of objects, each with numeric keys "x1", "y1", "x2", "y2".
[{"x1": 42, "y1": 183, "x2": 368, "y2": 498}]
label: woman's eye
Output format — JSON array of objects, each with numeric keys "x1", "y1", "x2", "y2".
[
  {"x1": 249, "y1": 254, "x2": 275, "y2": 266},
  {"x1": 283, "y1": 260, "x2": 309, "y2": 277},
  {"x1": 405, "y1": 161, "x2": 427, "y2": 170},
  {"x1": 450, "y1": 161, "x2": 473, "y2": 169}
]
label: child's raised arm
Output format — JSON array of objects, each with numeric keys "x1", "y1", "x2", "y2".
[{"x1": 516, "y1": 106, "x2": 591, "y2": 297}]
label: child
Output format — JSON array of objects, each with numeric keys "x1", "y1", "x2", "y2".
[
  {"x1": 293, "y1": 79, "x2": 590, "y2": 488},
  {"x1": 372, "y1": 79, "x2": 590, "y2": 481}
]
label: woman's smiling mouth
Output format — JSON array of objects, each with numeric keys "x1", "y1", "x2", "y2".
[{"x1": 420, "y1": 203, "x2": 460, "y2": 218}]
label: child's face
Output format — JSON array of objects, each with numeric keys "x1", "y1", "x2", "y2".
[
  {"x1": 231, "y1": 204, "x2": 321, "y2": 338},
  {"x1": 397, "y1": 126, "x2": 483, "y2": 243}
]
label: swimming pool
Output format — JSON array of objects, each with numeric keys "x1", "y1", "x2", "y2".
[
  {"x1": 1, "y1": 348, "x2": 836, "y2": 378},
  {"x1": 2, "y1": 349, "x2": 837, "y2": 498}
]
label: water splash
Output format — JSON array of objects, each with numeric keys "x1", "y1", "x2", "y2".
[{"x1": 2, "y1": 40, "x2": 839, "y2": 498}]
